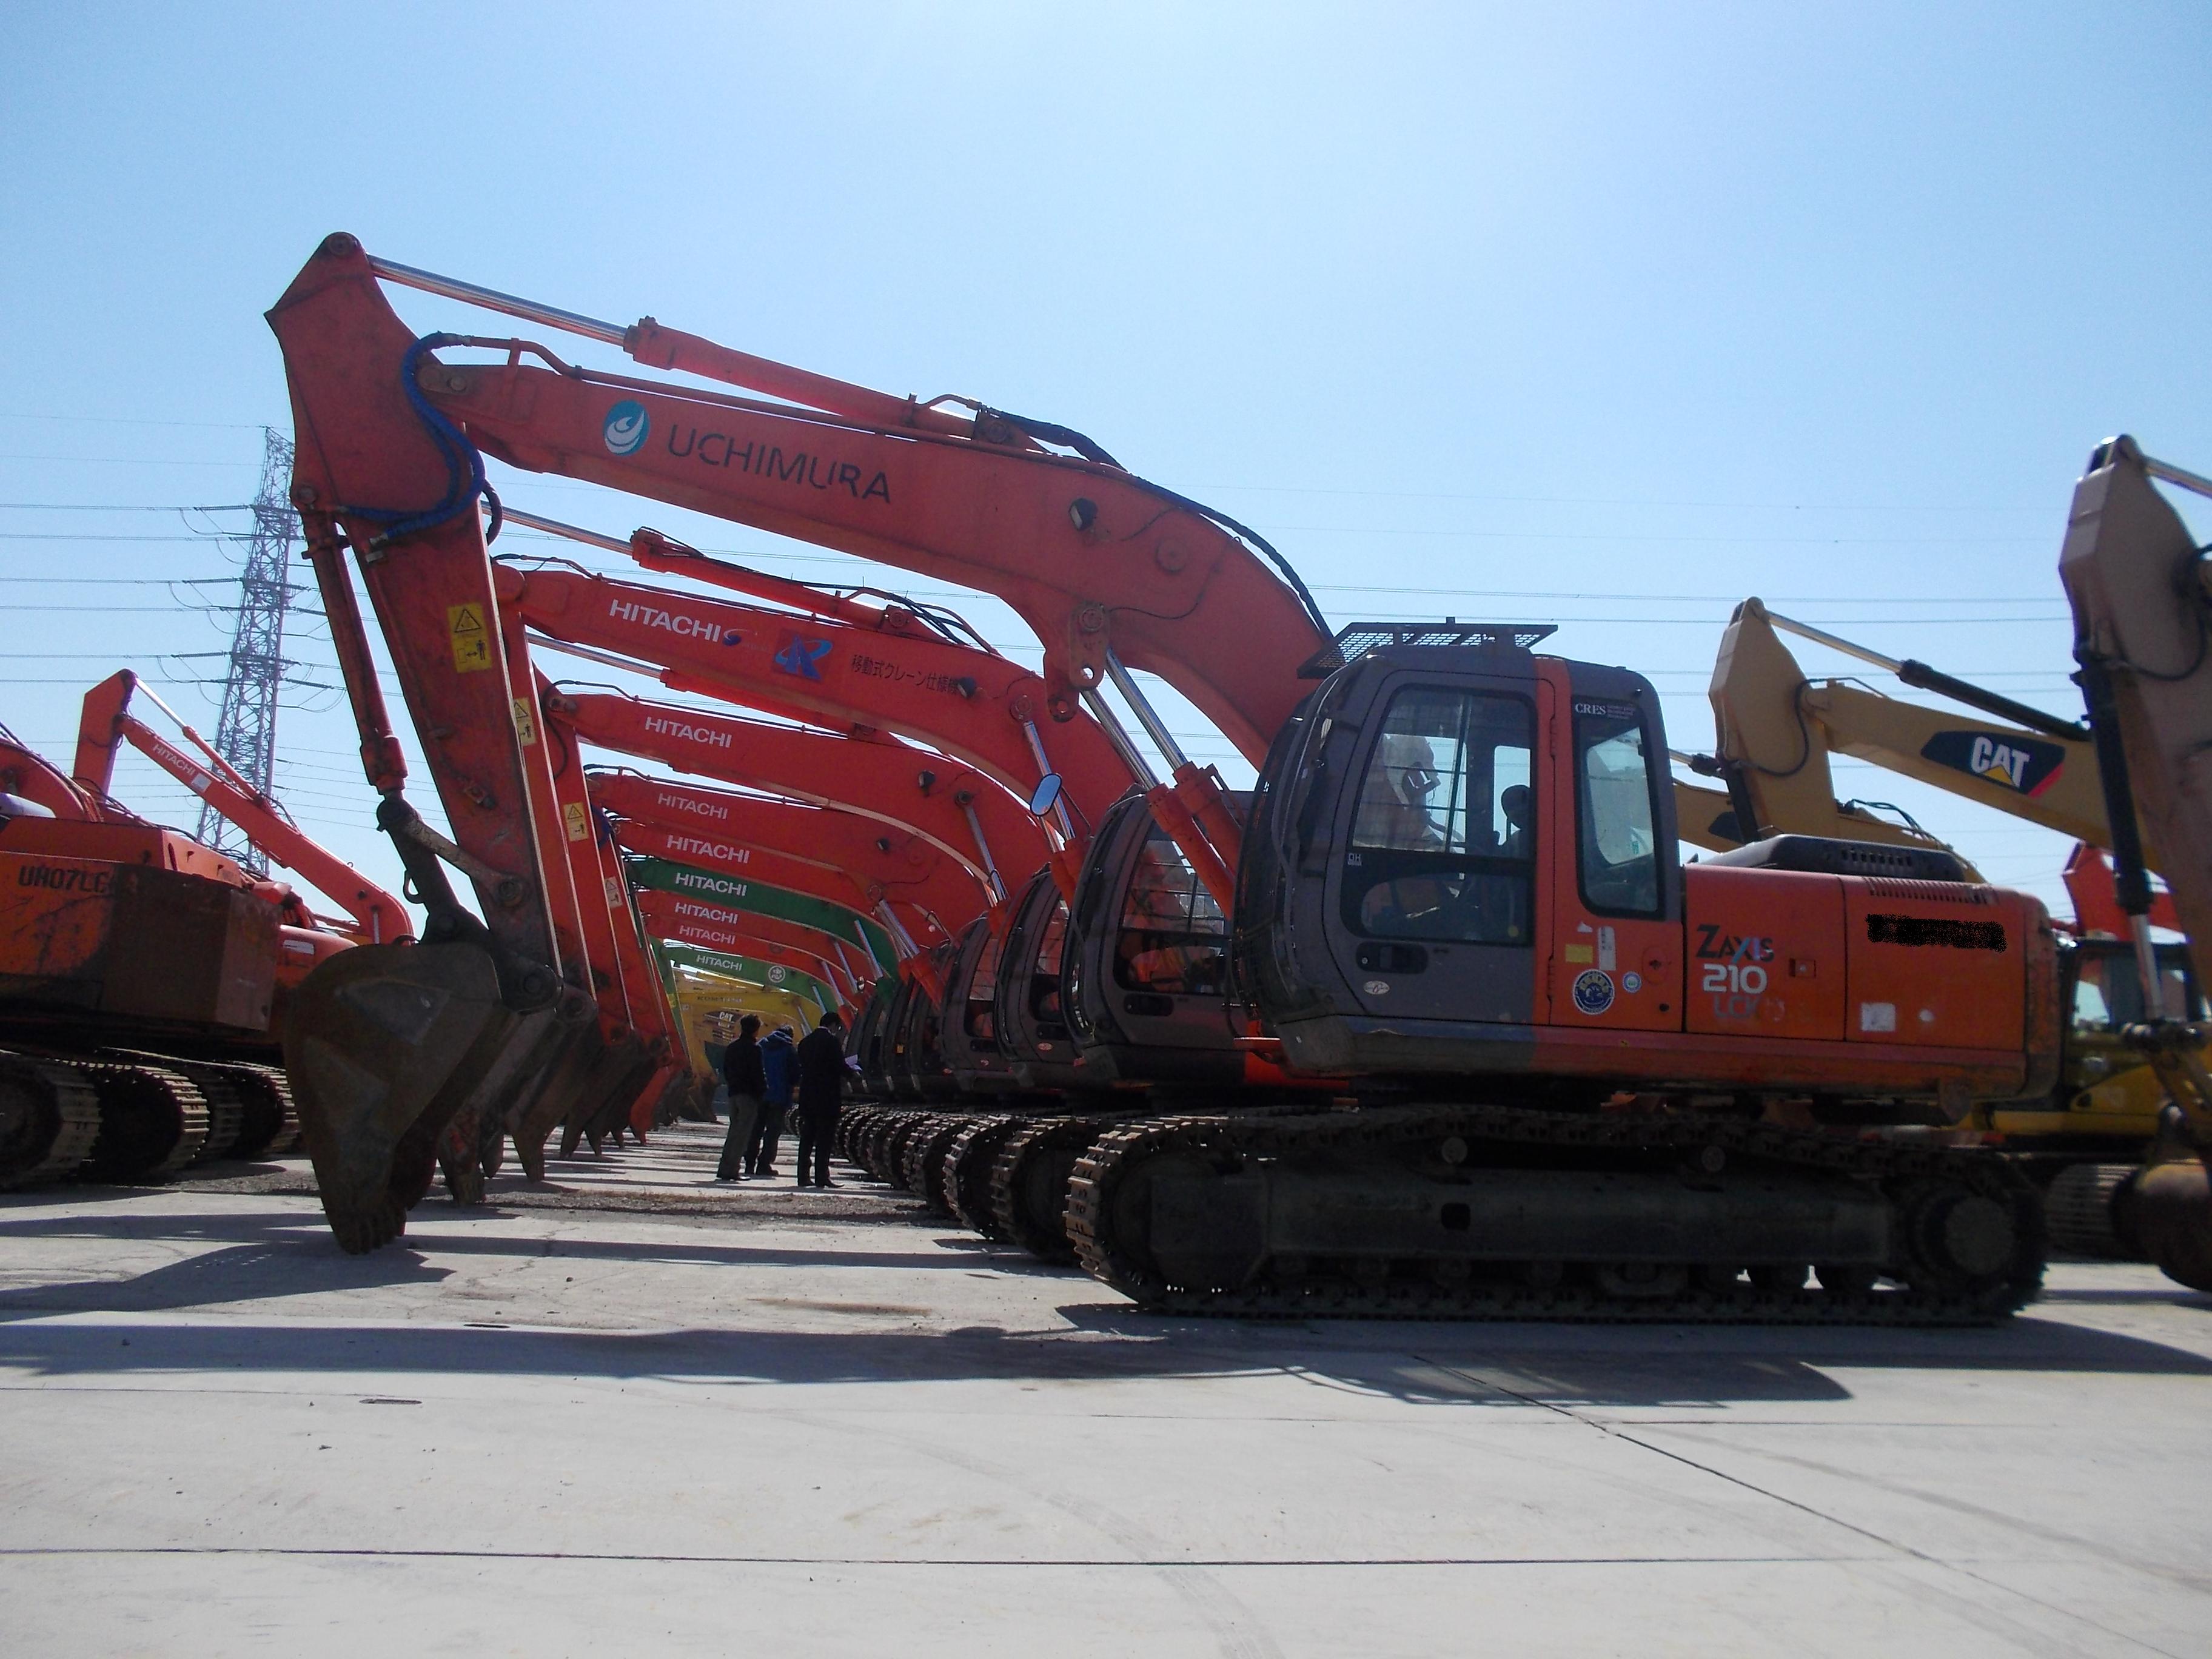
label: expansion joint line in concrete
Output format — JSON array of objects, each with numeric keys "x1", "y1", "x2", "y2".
[{"x1": 1409, "y1": 1353, "x2": 2185, "y2": 1659}]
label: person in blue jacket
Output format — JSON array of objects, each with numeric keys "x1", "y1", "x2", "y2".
[{"x1": 749, "y1": 1025, "x2": 796, "y2": 1176}]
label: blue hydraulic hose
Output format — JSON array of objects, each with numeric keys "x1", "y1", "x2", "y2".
[{"x1": 341, "y1": 333, "x2": 501, "y2": 550}]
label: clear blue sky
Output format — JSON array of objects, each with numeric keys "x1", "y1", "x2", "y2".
[{"x1": 2, "y1": 2, "x2": 2207, "y2": 918}]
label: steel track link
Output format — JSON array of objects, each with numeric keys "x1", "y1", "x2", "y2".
[
  {"x1": 903, "y1": 1117, "x2": 973, "y2": 1216},
  {"x1": 988, "y1": 1116, "x2": 1134, "y2": 1261},
  {"x1": 98, "y1": 1053, "x2": 251, "y2": 1164},
  {"x1": 75, "y1": 1060, "x2": 212, "y2": 1181},
  {"x1": 1065, "y1": 1105, "x2": 2045, "y2": 1325},
  {"x1": 0, "y1": 1050, "x2": 104, "y2": 1189},
  {"x1": 226, "y1": 1063, "x2": 301, "y2": 1159},
  {"x1": 945, "y1": 1115, "x2": 1027, "y2": 1238}
]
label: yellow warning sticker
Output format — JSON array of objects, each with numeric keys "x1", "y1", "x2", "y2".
[
  {"x1": 562, "y1": 802, "x2": 590, "y2": 842},
  {"x1": 1563, "y1": 943, "x2": 1595, "y2": 965},
  {"x1": 447, "y1": 603, "x2": 492, "y2": 673},
  {"x1": 512, "y1": 698, "x2": 538, "y2": 745}
]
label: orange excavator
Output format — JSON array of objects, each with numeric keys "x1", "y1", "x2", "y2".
[
  {"x1": 554, "y1": 689, "x2": 1017, "y2": 1091},
  {"x1": 594, "y1": 775, "x2": 964, "y2": 954},
  {"x1": 0, "y1": 712, "x2": 343, "y2": 1187},
  {"x1": 489, "y1": 506, "x2": 1180, "y2": 1101},
  {"x1": 269, "y1": 236, "x2": 2074, "y2": 1318}
]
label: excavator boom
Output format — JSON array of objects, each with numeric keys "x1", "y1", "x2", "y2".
[
  {"x1": 72, "y1": 672, "x2": 413, "y2": 945},
  {"x1": 350, "y1": 241, "x2": 1330, "y2": 760}
]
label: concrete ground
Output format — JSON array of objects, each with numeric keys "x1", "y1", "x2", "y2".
[{"x1": 1, "y1": 1122, "x2": 2208, "y2": 1658}]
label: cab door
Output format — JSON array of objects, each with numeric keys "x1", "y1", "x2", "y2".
[
  {"x1": 1539, "y1": 667, "x2": 1684, "y2": 1034},
  {"x1": 1324, "y1": 668, "x2": 1545, "y2": 1027}
]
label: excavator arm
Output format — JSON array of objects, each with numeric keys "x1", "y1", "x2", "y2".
[
  {"x1": 1707, "y1": 599, "x2": 2126, "y2": 859},
  {"x1": 588, "y1": 769, "x2": 980, "y2": 940},
  {"x1": 2054, "y1": 436, "x2": 2212, "y2": 1291},
  {"x1": 636, "y1": 894, "x2": 861, "y2": 1013},
  {"x1": 493, "y1": 512, "x2": 1136, "y2": 824},
  {"x1": 546, "y1": 689, "x2": 1052, "y2": 902},
  {"x1": 267, "y1": 244, "x2": 656, "y2": 1250},
  {"x1": 290, "y1": 238, "x2": 1304, "y2": 908}
]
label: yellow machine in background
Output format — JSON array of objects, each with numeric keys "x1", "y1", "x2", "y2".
[{"x1": 669, "y1": 971, "x2": 817, "y2": 1082}]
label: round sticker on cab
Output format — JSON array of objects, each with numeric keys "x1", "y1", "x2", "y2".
[{"x1": 1571, "y1": 968, "x2": 1615, "y2": 1016}]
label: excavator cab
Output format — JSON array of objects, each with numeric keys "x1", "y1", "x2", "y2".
[
  {"x1": 991, "y1": 868, "x2": 1088, "y2": 1094},
  {"x1": 850, "y1": 981, "x2": 896, "y2": 1099},
  {"x1": 937, "y1": 916, "x2": 1021, "y2": 1095},
  {"x1": 879, "y1": 968, "x2": 933, "y2": 1101},
  {"x1": 1062, "y1": 792, "x2": 1244, "y2": 1088},
  {"x1": 904, "y1": 956, "x2": 959, "y2": 1102},
  {"x1": 1239, "y1": 628, "x2": 1661, "y2": 1078}
]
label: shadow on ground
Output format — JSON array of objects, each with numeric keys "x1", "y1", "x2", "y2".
[{"x1": 1, "y1": 1203, "x2": 2210, "y2": 1409}]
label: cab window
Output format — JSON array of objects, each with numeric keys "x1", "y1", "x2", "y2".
[
  {"x1": 2071, "y1": 947, "x2": 2197, "y2": 1031},
  {"x1": 1575, "y1": 704, "x2": 1661, "y2": 916},
  {"x1": 1114, "y1": 822, "x2": 1229, "y2": 996},
  {"x1": 964, "y1": 930, "x2": 1002, "y2": 1042},
  {"x1": 1029, "y1": 899, "x2": 1069, "y2": 1025},
  {"x1": 1341, "y1": 687, "x2": 1534, "y2": 946}
]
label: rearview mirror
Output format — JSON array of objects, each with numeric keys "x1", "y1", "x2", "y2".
[{"x1": 1028, "y1": 773, "x2": 1064, "y2": 817}]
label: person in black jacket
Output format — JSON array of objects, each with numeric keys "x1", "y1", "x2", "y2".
[
  {"x1": 791, "y1": 1011, "x2": 846, "y2": 1188},
  {"x1": 717, "y1": 1014, "x2": 765, "y2": 1181}
]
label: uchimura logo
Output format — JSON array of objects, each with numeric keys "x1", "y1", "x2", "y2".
[{"x1": 603, "y1": 399, "x2": 649, "y2": 456}]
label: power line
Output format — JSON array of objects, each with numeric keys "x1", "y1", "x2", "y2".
[{"x1": 0, "y1": 454, "x2": 256, "y2": 467}]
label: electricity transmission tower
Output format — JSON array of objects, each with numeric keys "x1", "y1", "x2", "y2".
[{"x1": 196, "y1": 429, "x2": 298, "y2": 872}]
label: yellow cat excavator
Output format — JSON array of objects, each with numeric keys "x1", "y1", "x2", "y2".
[{"x1": 2051, "y1": 436, "x2": 2212, "y2": 1292}]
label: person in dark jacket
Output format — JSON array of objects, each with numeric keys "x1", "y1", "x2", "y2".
[
  {"x1": 717, "y1": 1014, "x2": 765, "y2": 1181},
  {"x1": 749, "y1": 1025, "x2": 796, "y2": 1176},
  {"x1": 791, "y1": 1011, "x2": 846, "y2": 1188}
]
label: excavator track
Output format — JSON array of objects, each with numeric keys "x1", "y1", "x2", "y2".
[
  {"x1": 883, "y1": 1114, "x2": 946, "y2": 1193},
  {"x1": 990, "y1": 1116, "x2": 1133, "y2": 1262},
  {"x1": 226, "y1": 1063, "x2": 301, "y2": 1160},
  {"x1": 0, "y1": 1051, "x2": 104, "y2": 1190},
  {"x1": 860, "y1": 1111, "x2": 924, "y2": 1185},
  {"x1": 1067, "y1": 1105, "x2": 2045, "y2": 1324},
  {"x1": 98, "y1": 1053, "x2": 249, "y2": 1165},
  {"x1": 903, "y1": 1116, "x2": 971, "y2": 1216},
  {"x1": 75, "y1": 1060, "x2": 210, "y2": 1182},
  {"x1": 946, "y1": 1116, "x2": 1030, "y2": 1238}
]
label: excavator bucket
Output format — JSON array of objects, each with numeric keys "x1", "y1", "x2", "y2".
[
  {"x1": 2122, "y1": 1159, "x2": 2212, "y2": 1294},
  {"x1": 283, "y1": 942, "x2": 520, "y2": 1253}
]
